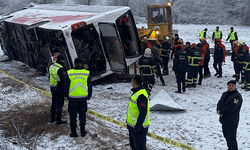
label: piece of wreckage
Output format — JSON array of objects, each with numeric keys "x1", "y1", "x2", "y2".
[{"x1": 0, "y1": 4, "x2": 142, "y2": 81}]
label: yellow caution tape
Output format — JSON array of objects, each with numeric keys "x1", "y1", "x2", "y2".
[{"x1": 0, "y1": 68, "x2": 197, "y2": 150}]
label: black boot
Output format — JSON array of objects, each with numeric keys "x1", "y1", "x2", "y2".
[
  {"x1": 70, "y1": 128, "x2": 78, "y2": 137},
  {"x1": 56, "y1": 120, "x2": 67, "y2": 125},
  {"x1": 50, "y1": 116, "x2": 55, "y2": 123},
  {"x1": 81, "y1": 126, "x2": 87, "y2": 137}
]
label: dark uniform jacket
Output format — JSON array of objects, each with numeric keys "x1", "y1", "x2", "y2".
[
  {"x1": 236, "y1": 46, "x2": 249, "y2": 63},
  {"x1": 243, "y1": 53, "x2": 250, "y2": 71},
  {"x1": 160, "y1": 41, "x2": 171, "y2": 58},
  {"x1": 188, "y1": 47, "x2": 201, "y2": 66},
  {"x1": 138, "y1": 56, "x2": 155, "y2": 76},
  {"x1": 129, "y1": 85, "x2": 148, "y2": 133},
  {"x1": 214, "y1": 39, "x2": 226, "y2": 62},
  {"x1": 173, "y1": 50, "x2": 188, "y2": 73},
  {"x1": 217, "y1": 89, "x2": 242, "y2": 126},
  {"x1": 64, "y1": 66, "x2": 92, "y2": 102}
]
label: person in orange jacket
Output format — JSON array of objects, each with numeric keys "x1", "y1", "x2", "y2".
[
  {"x1": 171, "y1": 38, "x2": 185, "y2": 58},
  {"x1": 197, "y1": 43, "x2": 205, "y2": 85},
  {"x1": 201, "y1": 38, "x2": 211, "y2": 78},
  {"x1": 232, "y1": 41, "x2": 240, "y2": 78},
  {"x1": 213, "y1": 39, "x2": 226, "y2": 78}
]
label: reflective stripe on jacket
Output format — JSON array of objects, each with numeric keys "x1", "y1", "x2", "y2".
[
  {"x1": 67, "y1": 69, "x2": 89, "y2": 98},
  {"x1": 49, "y1": 63, "x2": 62, "y2": 87},
  {"x1": 229, "y1": 31, "x2": 236, "y2": 40},
  {"x1": 214, "y1": 30, "x2": 221, "y2": 39},
  {"x1": 200, "y1": 30, "x2": 205, "y2": 39},
  {"x1": 126, "y1": 89, "x2": 150, "y2": 128}
]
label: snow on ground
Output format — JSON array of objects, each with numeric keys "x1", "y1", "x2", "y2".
[{"x1": 1, "y1": 24, "x2": 250, "y2": 150}]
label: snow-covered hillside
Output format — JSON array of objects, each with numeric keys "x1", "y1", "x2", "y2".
[{"x1": 1, "y1": 24, "x2": 250, "y2": 150}]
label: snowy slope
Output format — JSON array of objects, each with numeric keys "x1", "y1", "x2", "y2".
[{"x1": 1, "y1": 24, "x2": 250, "y2": 150}]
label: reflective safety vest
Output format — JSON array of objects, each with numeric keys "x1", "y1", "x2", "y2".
[
  {"x1": 229, "y1": 31, "x2": 236, "y2": 40},
  {"x1": 199, "y1": 30, "x2": 205, "y2": 39},
  {"x1": 214, "y1": 30, "x2": 221, "y2": 39},
  {"x1": 126, "y1": 89, "x2": 150, "y2": 128},
  {"x1": 243, "y1": 61, "x2": 250, "y2": 71},
  {"x1": 49, "y1": 63, "x2": 62, "y2": 87},
  {"x1": 67, "y1": 69, "x2": 89, "y2": 98}
]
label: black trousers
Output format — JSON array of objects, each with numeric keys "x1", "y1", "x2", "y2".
[
  {"x1": 204, "y1": 59, "x2": 211, "y2": 76},
  {"x1": 176, "y1": 72, "x2": 186, "y2": 92},
  {"x1": 244, "y1": 71, "x2": 250, "y2": 89},
  {"x1": 142, "y1": 75, "x2": 155, "y2": 93},
  {"x1": 198, "y1": 66, "x2": 203, "y2": 84},
  {"x1": 187, "y1": 66, "x2": 199, "y2": 86},
  {"x1": 68, "y1": 101, "x2": 87, "y2": 130},
  {"x1": 128, "y1": 126, "x2": 147, "y2": 150},
  {"x1": 222, "y1": 124, "x2": 238, "y2": 150},
  {"x1": 50, "y1": 87, "x2": 64, "y2": 122},
  {"x1": 162, "y1": 57, "x2": 169, "y2": 75},
  {"x1": 213, "y1": 60, "x2": 222, "y2": 76},
  {"x1": 235, "y1": 63, "x2": 244, "y2": 80}
]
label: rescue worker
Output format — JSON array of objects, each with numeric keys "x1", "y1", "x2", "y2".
[
  {"x1": 231, "y1": 41, "x2": 239, "y2": 77},
  {"x1": 172, "y1": 46, "x2": 188, "y2": 93},
  {"x1": 173, "y1": 34, "x2": 179, "y2": 46},
  {"x1": 127, "y1": 74, "x2": 150, "y2": 150},
  {"x1": 48, "y1": 48, "x2": 60, "y2": 68},
  {"x1": 142, "y1": 37, "x2": 152, "y2": 54},
  {"x1": 235, "y1": 40, "x2": 247, "y2": 83},
  {"x1": 171, "y1": 38, "x2": 185, "y2": 59},
  {"x1": 212, "y1": 26, "x2": 222, "y2": 44},
  {"x1": 160, "y1": 36, "x2": 172, "y2": 75},
  {"x1": 64, "y1": 58, "x2": 92, "y2": 137},
  {"x1": 242, "y1": 46, "x2": 250, "y2": 91},
  {"x1": 213, "y1": 39, "x2": 226, "y2": 78},
  {"x1": 186, "y1": 43, "x2": 201, "y2": 88},
  {"x1": 197, "y1": 43, "x2": 205, "y2": 85},
  {"x1": 138, "y1": 48, "x2": 156, "y2": 95},
  {"x1": 217, "y1": 80, "x2": 243, "y2": 150},
  {"x1": 201, "y1": 38, "x2": 211, "y2": 77},
  {"x1": 226, "y1": 27, "x2": 238, "y2": 51},
  {"x1": 49, "y1": 54, "x2": 67, "y2": 125},
  {"x1": 153, "y1": 55, "x2": 165, "y2": 86},
  {"x1": 199, "y1": 28, "x2": 207, "y2": 41}
]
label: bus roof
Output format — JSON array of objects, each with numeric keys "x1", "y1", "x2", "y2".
[{"x1": 4, "y1": 4, "x2": 129, "y2": 30}]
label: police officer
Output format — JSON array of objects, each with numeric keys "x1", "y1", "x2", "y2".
[
  {"x1": 172, "y1": 46, "x2": 188, "y2": 93},
  {"x1": 242, "y1": 46, "x2": 250, "y2": 91},
  {"x1": 127, "y1": 74, "x2": 150, "y2": 150},
  {"x1": 49, "y1": 54, "x2": 67, "y2": 125},
  {"x1": 217, "y1": 80, "x2": 243, "y2": 150},
  {"x1": 213, "y1": 39, "x2": 226, "y2": 78},
  {"x1": 212, "y1": 26, "x2": 222, "y2": 44},
  {"x1": 64, "y1": 58, "x2": 92, "y2": 137},
  {"x1": 160, "y1": 36, "x2": 172, "y2": 75},
  {"x1": 235, "y1": 40, "x2": 248, "y2": 83},
  {"x1": 186, "y1": 43, "x2": 201, "y2": 88},
  {"x1": 138, "y1": 48, "x2": 156, "y2": 95},
  {"x1": 199, "y1": 28, "x2": 207, "y2": 41},
  {"x1": 226, "y1": 27, "x2": 238, "y2": 51}
]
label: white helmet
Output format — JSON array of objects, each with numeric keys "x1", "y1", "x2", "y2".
[
  {"x1": 145, "y1": 48, "x2": 151, "y2": 54},
  {"x1": 165, "y1": 36, "x2": 170, "y2": 40},
  {"x1": 238, "y1": 39, "x2": 245, "y2": 45}
]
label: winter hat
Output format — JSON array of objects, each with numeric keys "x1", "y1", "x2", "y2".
[
  {"x1": 74, "y1": 58, "x2": 83, "y2": 64},
  {"x1": 174, "y1": 34, "x2": 179, "y2": 37},
  {"x1": 132, "y1": 74, "x2": 143, "y2": 84},
  {"x1": 197, "y1": 43, "x2": 203, "y2": 48},
  {"x1": 204, "y1": 28, "x2": 207, "y2": 31},
  {"x1": 230, "y1": 27, "x2": 234, "y2": 29},
  {"x1": 56, "y1": 54, "x2": 65, "y2": 62},
  {"x1": 145, "y1": 48, "x2": 151, "y2": 54},
  {"x1": 227, "y1": 80, "x2": 236, "y2": 85},
  {"x1": 191, "y1": 43, "x2": 197, "y2": 47}
]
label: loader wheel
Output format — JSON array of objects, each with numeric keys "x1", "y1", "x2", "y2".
[{"x1": 151, "y1": 45, "x2": 160, "y2": 59}]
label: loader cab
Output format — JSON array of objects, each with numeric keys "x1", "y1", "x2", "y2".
[{"x1": 147, "y1": 3, "x2": 173, "y2": 41}]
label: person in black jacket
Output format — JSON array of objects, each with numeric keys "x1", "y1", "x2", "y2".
[
  {"x1": 235, "y1": 40, "x2": 248, "y2": 83},
  {"x1": 127, "y1": 74, "x2": 149, "y2": 150},
  {"x1": 160, "y1": 36, "x2": 172, "y2": 75},
  {"x1": 49, "y1": 54, "x2": 67, "y2": 125},
  {"x1": 213, "y1": 39, "x2": 226, "y2": 78},
  {"x1": 64, "y1": 58, "x2": 92, "y2": 137},
  {"x1": 172, "y1": 46, "x2": 188, "y2": 93},
  {"x1": 217, "y1": 80, "x2": 243, "y2": 150},
  {"x1": 138, "y1": 48, "x2": 156, "y2": 95},
  {"x1": 242, "y1": 48, "x2": 250, "y2": 91}
]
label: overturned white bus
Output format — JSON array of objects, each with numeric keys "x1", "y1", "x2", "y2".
[{"x1": 0, "y1": 4, "x2": 142, "y2": 81}]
